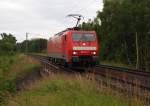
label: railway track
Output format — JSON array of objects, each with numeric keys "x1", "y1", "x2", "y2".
[
  {"x1": 90, "y1": 65, "x2": 150, "y2": 103},
  {"x1": 27, "y1": 54, "x2": 150, "y2": 103},
  {"x1": 28, "y1": 54, "x2": 78, "y2": 74},
  {"x1": 94, "y1": 65, "x2": 150, "y2": 90}
]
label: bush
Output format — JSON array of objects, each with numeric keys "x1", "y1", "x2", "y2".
[{"x1": 0, "y1": 79, "x2": 16, "y2": 105}]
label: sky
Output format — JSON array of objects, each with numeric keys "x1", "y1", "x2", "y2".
[{"x1": 0, "y1": 0, "x2": 103, "y2": 42}]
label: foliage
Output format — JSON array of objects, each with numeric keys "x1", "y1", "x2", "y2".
[
  {"x1": 17, "y1": 38, "x2": 47, "y2": 53},
  {"x1": 80, "y1": 0, "x2": 150, "y2": 70},
  {"x1": 0, "y1": 55, "x2": 17, "y2": 104},
  {"x1": 0, "y1": 79, "x2": 16, "y2": 104},
  {"x1": 0, "y1": 55, "x2": 41, "y2": 105},
  {"x1": 6, "y1": 74, "x2": 130, "y2": 106},
  {"x1": 0, "y1": 33, "x2": 17, "y2": 55},
  {"x1": 0, "y1": 33, "x2": 47, "y2": 54}
]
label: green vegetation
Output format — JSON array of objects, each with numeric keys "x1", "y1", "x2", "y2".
[
  {"x1": 1, "y1": 55, "x2": 141, "y2": 106},
  {"x1": 0, "y1": 54, "x2": 41, "y2": 105},
  {"x1": 17, "y1": 38, "x2": 47, "y2": 53},
  {"x1": 7, "y1": 74, "x2": 134, "y2": 106},
  {"x1": 80, "y1": 0, "x2": 150, "y2": 71},
  {"x1": 0, "y1": 33, "x2": 17, "y2": 55},
  {"x1": 0, "y1": 32, "x2": 47, "y2": 54}
]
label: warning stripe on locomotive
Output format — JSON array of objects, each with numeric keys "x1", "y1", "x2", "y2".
[{"x1": 73, "y1": 47, "x2": 96, "y2": 50}]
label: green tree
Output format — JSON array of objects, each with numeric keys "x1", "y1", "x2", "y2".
[
  {"x1": 80, "y1": 0, "x2": 150, "y2": 70},
  {"x1": 0, "y1": 33, "x2": 17, "y2": 55},
  {"x1": 18, "y1": 38, "x2": 47, "y2": 53}
]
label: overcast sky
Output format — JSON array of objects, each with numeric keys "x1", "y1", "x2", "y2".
[{"x1": 0, "y1": 0, "x2": 103, "y2": 42}]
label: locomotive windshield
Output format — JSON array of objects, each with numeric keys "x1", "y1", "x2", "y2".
[{"x1": 73, "y1": 33, "x2": 96, "y2": 42}]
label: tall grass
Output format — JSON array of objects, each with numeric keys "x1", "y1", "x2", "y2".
[
  {"x1": 0, "y1": 55, "x2": 145, "y2": 106},
  {"x1": 0, "y1": 54, "x2": 41, "y2": 105},
  {"x1": 7, "y1": 74, "x2": 134, "y2": 106},
  {"x1": 0, "y1": 55, "x2": 18, "y2": 104}
]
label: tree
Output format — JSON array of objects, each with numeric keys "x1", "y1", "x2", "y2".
[
  {"x1": 80, "y1": 0, "x2": 150, "y2": 70},
  {"x1": 0, "y1": 33, "x2": 17, "y2": 55},
  {"x1": 18, "y1": 38, "x2": 47, "y2": 53}
]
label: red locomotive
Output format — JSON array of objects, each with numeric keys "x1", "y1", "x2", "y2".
[{"x1": 47, "y1": 27, "x2": 99, "y2": 67}]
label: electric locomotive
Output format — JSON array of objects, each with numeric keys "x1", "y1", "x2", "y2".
[{"x1": 47, "y1": 27, "x2": 99, "y2": 67}]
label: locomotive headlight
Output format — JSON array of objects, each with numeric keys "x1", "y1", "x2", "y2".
[
  {"x1": 92, "y1": 52, "x2": 96, "y2": 55},
  {"x1": 73, "y1": 51, "x2": 77, "y2": 55}
]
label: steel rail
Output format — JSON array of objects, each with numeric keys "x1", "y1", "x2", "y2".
[{"x1": 99, "y1": 65, "x2": 150, "y2": 77}]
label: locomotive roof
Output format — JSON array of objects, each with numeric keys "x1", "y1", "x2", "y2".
[
  {"x1": 54, "y1": 27, "x2": 95, "y2": 36},
  {"x1": 54, "y1": 27, "x2": 79, "y2": 36}
]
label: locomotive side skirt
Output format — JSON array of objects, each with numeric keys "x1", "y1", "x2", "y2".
[{"x1": 48, "y1": 53, "x2": 68, "y2": 60}]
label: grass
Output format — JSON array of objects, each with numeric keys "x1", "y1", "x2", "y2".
[
  {"x1": 31, "y1": 52, "x2": 47, "y2": 56},
  {"x1": 7, "y1": 74, "x2": 134, "y2": 106},
  {"x1": 0, "y1": 54, "x2": 144, "y2": 106},
  {"x1": 0, "y1": 54, "x2": 41, "y2": 105},
  {"x1": 0, "y1": 54, "x2": 41, "y2": 81}
]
